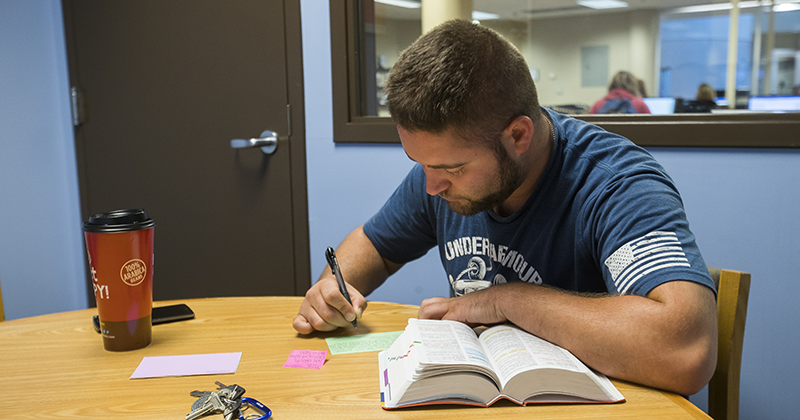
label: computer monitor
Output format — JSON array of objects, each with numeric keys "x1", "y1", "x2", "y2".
[
  {"x1": 642, "y1": 97, "x2": 676, "y2": 115},
  {"x1": 747, "y1": 96, "x2": 800, "y2": 111}
]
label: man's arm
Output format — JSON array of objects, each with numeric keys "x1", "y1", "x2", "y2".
[
  {"x1": 292, "y1": 225, "x2": 403, "y2": 334},
  {"x1": 418, "y1": 280, "x2": 717, "y2": 395}
]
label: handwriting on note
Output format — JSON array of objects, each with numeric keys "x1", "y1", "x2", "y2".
[
  {"x1": 325, "y1": 331, "x2": 403, "y2": 355},
  {"x1": 283, "y1": 350, "x2": 327, "y2": 369}
]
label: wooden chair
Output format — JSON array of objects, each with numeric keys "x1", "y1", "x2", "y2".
[
  {"x1": 0, "y1": 278, "x2": 4, "y2": 321},
  {"x1": 707, "y1": 267, "x2": 751, "y2": 420}
]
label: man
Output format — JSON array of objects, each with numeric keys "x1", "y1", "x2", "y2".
[{"x1": 293, "y1": 20, "x2": 717, "y2": 396}]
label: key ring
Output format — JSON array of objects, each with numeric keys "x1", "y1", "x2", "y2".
[{"x1": 239, "y1": 397, "x2": 271, "y2": 420}]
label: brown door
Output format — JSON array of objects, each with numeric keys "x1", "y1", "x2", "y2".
[{"x1": 62, "y1": 0, "x2": 309, "y2": 301}]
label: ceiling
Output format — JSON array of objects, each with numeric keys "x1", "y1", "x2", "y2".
[
  {"x1": 376, "y1": 0, "x2": 800, "y2": 21},
  {"x1": 473, "y1": 0, "x2": 710, "y2": 19}
]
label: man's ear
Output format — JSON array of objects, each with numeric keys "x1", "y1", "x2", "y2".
[{"x1": 504, "y1": 115, "x2": 534, "y2": 155}]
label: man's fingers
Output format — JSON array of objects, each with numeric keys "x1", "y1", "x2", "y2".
[
  {"x1": 293, "y1": 282, "x2": 346, "y2": 334},
  {"x1": 418, "y1": 297, "x2": 449, "y2": 320},
  {"x1": 418, "y1": 289, "x2": 508, "y2": 326},
  {"x1": 292, "y1": 314, "x2": 314, "y2": 335},
  {"x1": 322, "y1": 279, "x2": 364, "y2": 322},
  {"x1": 346, "y1": 282, "x2": 368, "y2": 320},
  {"x1": 292, "y1": 277, "x2": 369, "y2": 334},
  {"x1": 309, "y1": 290, "x2": 353, "y2": 327},
  {"x1": 353, "y1": 292, "x2": 368, "y2": 320},
  {"x1": 293, "y1": 302, "x2": 341, "y2": 334}
]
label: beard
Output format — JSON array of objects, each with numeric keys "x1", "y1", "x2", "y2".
[{"x1": 442, "y1": 147, "x2": 525, "y2": 216}]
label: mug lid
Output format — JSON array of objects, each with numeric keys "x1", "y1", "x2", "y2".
[{"x1": 83, "y1": 209, "x2": 155, "y2": 233}]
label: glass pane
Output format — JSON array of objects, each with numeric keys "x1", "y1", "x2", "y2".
[
  {"x1": 661, "y1": 4, "x2": 800, "y2": 111},
  {"x1": 362, "y1": 0, "x2": 800, "y2": 118},
  {"x1": 754, "y1": 5, "x2": 800, "y2": 99},
  {"x1": 364, "y1": 0, "x2": 422, "y2": 117},
  {"x1": 659, "y1": 11, "x2": 754, "y2": 109}
]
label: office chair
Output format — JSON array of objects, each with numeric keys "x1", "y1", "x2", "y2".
[{"x1": 707, "y1": 266, "x2": 751, "y2": 420}]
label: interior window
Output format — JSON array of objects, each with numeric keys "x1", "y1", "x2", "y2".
[{"x1": 331, "y1": 0, "x2": 800, "y2": 146}]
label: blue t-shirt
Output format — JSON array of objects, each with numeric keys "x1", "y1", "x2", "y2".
[{"x1": 364, "y1": 109, "x2": 714, "y2": 297}]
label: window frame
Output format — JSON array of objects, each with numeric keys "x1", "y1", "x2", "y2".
[{"x1": 330, "y1": 0, "x2": 800, "y2": 148}]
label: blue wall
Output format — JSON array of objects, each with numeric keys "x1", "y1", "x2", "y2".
[
  {"x1": 649, "y1": 148, "x2": 800, "y2": 418},
  {"x1": 301, "y1": 3, "x2": 448, "y2": 308},
  {"x1": 1, "y1": 1, "x2": 798, "y2": 419},
  {"x1": 0, "y1": 0, "x2": 87, "y2": 319}
]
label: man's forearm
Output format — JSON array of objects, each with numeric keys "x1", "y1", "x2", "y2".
[
  {"x1": 329, "y1": 225, "x2": 402, "y2": 296},
  {"x1": 494, "y1": 281, "x2": 717, "y2": 395},
  {"x1": 420, "y1": 280, "x2": 717, "y2": 395}
]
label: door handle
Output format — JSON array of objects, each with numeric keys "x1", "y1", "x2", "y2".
[{"x1": 230, "y1": 130, "x2": 278, "y2": 155}]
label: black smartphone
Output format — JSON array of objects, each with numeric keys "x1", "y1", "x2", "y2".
[{"x1": 92, "y1": 303, "x2": 195, "y2": 333}]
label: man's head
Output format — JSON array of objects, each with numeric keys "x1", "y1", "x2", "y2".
[
  {"x1": 608, "y1": 71, "x2": 642, "y2": 97},
  {"x1": 398, "y1": 124, "x2": 527, "y2": 217},
  {"x1": 696, "y1": 83, "x2": 715, "y2": 102},
  {"x1": 385, "y1": 19, "x2": 542, "y2": 149}
]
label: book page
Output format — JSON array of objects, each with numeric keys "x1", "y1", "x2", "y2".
[
  {"x1": 479, "y1": 325, "x2": 588, "y2": 387},
  {"x1": 381, "y1": 319, "x2": 500, "y2": 408},
  {"x1": 408, "y1": 319, "x2": 493, "y2": 371},
  {"x1": 380, "y1": 328, "x2": 421, "y2": 406}
]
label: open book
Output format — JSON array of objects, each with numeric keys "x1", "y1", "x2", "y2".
[{"x1": 379, "y1": 319, "x2": 624, "y2": 408}]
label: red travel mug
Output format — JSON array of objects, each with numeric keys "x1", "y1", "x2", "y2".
[{"x1": 83, "y1": 209, "x2": 155, "y2": 351}]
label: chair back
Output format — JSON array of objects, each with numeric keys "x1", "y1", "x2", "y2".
[
  {"x1": 0, "y1": 278, "x2": 4, "y2": 321},
  {"x1": 707, "y1": 267, "x2": 751, "y2": 420}
]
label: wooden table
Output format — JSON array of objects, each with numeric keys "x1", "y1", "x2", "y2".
[{"x1": 0, "y1": 297, "x2": 710, "y2": 419}]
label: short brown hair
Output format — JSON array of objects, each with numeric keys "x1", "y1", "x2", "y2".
[{"x1": 385, "y1": 20, "x2": 541, "y2": 146}]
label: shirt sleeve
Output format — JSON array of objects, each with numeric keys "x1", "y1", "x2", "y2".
[
  {"x1": 363, "y1": 164, "x2": 438, "y2": 264},
  {"x1": 581, "y1": 168, "x2": 715, "y2": 297}
]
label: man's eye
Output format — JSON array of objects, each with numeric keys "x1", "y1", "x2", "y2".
[{"x1": 446, "y1": 167, "x2": 465, "y2": 175}]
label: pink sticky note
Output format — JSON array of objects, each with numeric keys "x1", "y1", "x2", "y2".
[{"x1": 283, "y1": 350, "x2": 327, "y2": 369}]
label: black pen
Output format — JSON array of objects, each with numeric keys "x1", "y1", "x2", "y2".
[{"x1": 325, "y1": 246, "x2": 358, "y2": 329}]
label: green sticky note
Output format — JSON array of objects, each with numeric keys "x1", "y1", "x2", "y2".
[{"x1": 325, "y1": 331, "x2": 403, "y2": 355}]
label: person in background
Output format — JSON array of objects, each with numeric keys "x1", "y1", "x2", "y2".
[
  {"x1": 677, "y1": 83, "x2": 718, "y2": 113},
  {"x1": 590, "y1": 71, "x2": 651, "y2": 114},
  {"x1": 695, "y1": 83, "x2": 719, "y2": 112},
  {"x1": 696, "y1": 83, "x2": 716, "y2": 103}
]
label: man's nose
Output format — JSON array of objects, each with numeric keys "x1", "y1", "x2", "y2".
[{"x1": 424, "y1": 168, "x2": 450, "y2": 196}]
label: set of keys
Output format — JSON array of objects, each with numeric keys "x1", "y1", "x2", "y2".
[{"x1": 186, "y1": 382, "x2": 271, "y2": 420}]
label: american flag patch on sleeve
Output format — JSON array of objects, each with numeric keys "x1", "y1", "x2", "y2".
[{"x1": 604, "y1": 231, "x2": 690, "y2": 294}]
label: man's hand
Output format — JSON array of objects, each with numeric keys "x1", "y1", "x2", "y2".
[
  {"x1": 293, "y1": 275, "x2": 368, "y2": 334},
  {"x1": 291, "y1": 226, "x2": 404, "y2": 335},
  {"x1": 418, "y1": 287, "x2": 506, "y2": 325}
]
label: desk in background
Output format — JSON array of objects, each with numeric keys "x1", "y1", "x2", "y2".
[{"x1": 0, "y1": 297, "x2": 710, "y2": 419}]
